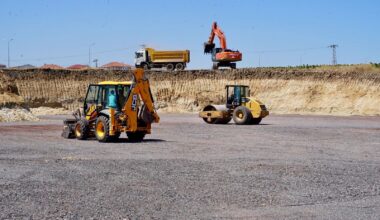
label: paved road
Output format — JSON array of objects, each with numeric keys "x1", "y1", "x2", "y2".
[{"x1": 0, "y1": 114, "x2": 379, "y2": 219}]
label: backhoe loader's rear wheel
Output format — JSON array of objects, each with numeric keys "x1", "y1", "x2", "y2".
[
  {"x1": 95, "y1": 116, "x2": 112, "y2": 142},
  {"x1": 175, "y1": 63, "x2": 185, "y2": 70},
  {"x1": 127, "y1": 131, "x2": 146, "y2": 142},
  {"x1": 74, "y1": 119, "x2": 89, "y2": 140},
  {"x1": 166, "y1": 63, "x2": 174, "y2": 71},
  {"x1": 250, "y1": 117, "x2": 262, "y2": 125},
  {"x1": 233, "y1": 106, "x2": 252, "y2": 125}
]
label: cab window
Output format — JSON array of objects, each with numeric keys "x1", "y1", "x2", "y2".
[{"x1": 85, "y1": 85, "x2": 99, "y2": 103}]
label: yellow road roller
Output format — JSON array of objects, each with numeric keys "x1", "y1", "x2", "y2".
[{"x1": 199, "y1": 85, "x2": 269, "y2": 125}]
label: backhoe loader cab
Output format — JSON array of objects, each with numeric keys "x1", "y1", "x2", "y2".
[
  {"x1": 62, "y1": 68, "x2": 160, "y2": 142},
  {"x1": 199, "y1": 85, "x2": 269, "y2": 125},
  {"x1": 84, "y1": 83, "x2": 131, "y2": 113}
]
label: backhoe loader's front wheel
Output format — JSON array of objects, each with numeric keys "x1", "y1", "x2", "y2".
[
  {"x1": 95, "y1": 116, "x2": 112, "y2": 142},
  {"x1": 127, "y1": 131, "x2": 146, "y2": 142},
  {"x1": 233, "y1": 106, "x2": 252, "y2": 125},
  {"x1": 75, "y1": 119, "x2": 89, "y2": 140}
]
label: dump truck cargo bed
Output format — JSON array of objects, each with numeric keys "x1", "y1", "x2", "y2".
[{"x1": 146, "y1": 48, "x2": 190, "y2": 63}]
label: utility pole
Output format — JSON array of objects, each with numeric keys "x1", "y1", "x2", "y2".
[
  {"x1": 328, "y1": 44, "x2": 338, "y2": 65},
  {"x1": 88, "y1": 43, "x2": 95, "y2": 67},
  {"x1": 93, "y1": 59, "x2": 98, "y2": 68},
  {"x1": 8, "y1": 39, "x2": 13, "y2": 68}
]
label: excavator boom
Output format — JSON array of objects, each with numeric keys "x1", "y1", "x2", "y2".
[{"x1": 205, "y1": 22, "x2": 227, "y2": 53}]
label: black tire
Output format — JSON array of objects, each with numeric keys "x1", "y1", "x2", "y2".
[
  {"x1": 230, "y1": 63, "x2": 236, "y2": 69},
  {"x1": 233, "y1": 106, "x2": 252, "y2": 125},
  {"x1": 141, "y1": 63, "x2": 150, "y2": 70},
  {"x1": 74, "y1": 119, "x2": 89, "y2": 140},
  {"x1": 127, "y1": 131, "x2": 146, "y2": 142},
  {"x1": 95, "y1": 116, "x2": 113, "y2": 142},
  {"x1": 175, "y1": 63, "x2": 185, "y2": 70},
  {"x1": 166, "y1": 63, "x2": 175, "y2": 71},
  {"x1": 212, "y1": 63, "x2": 218, "y2": 70},
  {"x1": 110, "y1": 132, "x2": 121, "y2": 141},
  {"x1": 250, "y1": 117, "x2": 262, "y2": 125}
]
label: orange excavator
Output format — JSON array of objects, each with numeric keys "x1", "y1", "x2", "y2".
[{"x1": 204, "y1": 22, "x2": 242, "y2": 69}]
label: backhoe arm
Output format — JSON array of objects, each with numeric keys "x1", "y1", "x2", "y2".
[{"x1": 124, "y1": 68, "x2": 160, "y2": 132}]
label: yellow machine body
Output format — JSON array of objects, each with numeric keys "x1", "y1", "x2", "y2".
[
  {"x1": 62, "y1": 68, "x2": 160, "y2": 142},
  {"x1": 199, "y1": 85, "x2": 269, "y2": 125}
]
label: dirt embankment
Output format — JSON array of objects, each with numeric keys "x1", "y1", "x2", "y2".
[{"x1": 1, "y1": 66, "x2": 380, "y2": 116}]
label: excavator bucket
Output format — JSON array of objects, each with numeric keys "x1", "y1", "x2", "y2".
[{"x1": 204, "y1": 42, "x2": 215, "y2": 54}]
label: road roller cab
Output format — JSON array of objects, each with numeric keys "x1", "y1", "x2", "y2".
[{"x1": 199, "y1": 85, "x2": 269, "y2": 125}]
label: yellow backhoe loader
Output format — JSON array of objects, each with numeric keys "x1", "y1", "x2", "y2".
[
  {"x1": 199, "y1": 85, "x2": 269, "y2": 125},
  {"x1": 62, "y1": 68, "x2": 159, "y2": 142}
]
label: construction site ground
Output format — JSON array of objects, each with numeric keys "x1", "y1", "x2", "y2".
[{"x1": 0, "y1": 113, "x2": 379, "y2": 219}]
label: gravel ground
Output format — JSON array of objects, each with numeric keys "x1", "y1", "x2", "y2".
[{"x1": 0, "y1": 113, "x2": 379, "y2": 219}]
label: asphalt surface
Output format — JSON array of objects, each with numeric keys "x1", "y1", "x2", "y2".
[{"x1": 0, "y1": 113, "x2": 379, "y2": 219}]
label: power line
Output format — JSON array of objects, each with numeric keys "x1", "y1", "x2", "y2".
[{"x1": 249, "y1": 46, "x2": 326, "y2": 54}]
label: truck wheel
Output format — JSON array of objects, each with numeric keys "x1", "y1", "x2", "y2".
[
  {"x1": 212, "y1": 63, "x2": 218, "y2": 70},
  {"x1": 233, "y1": 106, "x2": 252, "y2": 125},
  {"x1": 175, "y1": 63, "x2": 185, "y2": 70},
  {"x1": 230, "y1": 63, "x2": 237, "y2": 69},
  {"x1": 127, "y1": 131, "x2": 146, "y2": 142},
  {"x1": 250, "y1": 117, "x2": 262, "y2": 125},
  {"x1": 95, "y1": 116, "x2": 112, "y2": 142},
  {"x1": 166, "y1": 63, "x2": 174, "y2": 71},
  {"x1": 74, "y1": 119, "x2": 89, "y2": 140},
  {"x1": 142, "y1": 63, "x2": 150, "y2": 70}
]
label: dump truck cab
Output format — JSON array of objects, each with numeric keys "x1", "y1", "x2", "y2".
[
  {"x1": 199, "y1": 85, "x2": 269, "y2": 125},
  {"x1": 134, "y1": 49, "x2": 148, "y2": 69}
]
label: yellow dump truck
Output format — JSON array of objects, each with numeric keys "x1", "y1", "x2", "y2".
[{"x1": 135, "y1": 48, "x2": 190, "y2": 71}]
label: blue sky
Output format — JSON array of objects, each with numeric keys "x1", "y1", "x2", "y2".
[{"x1": 1, "y1": 0, "x2": 379, "y2": 69}]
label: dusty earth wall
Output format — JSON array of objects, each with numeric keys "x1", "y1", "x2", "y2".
[{"x1": 1, "y1": 68, "x2": 379, "y2": 116}]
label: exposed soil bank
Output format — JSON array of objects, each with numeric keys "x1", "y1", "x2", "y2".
[{"x1": 1, "y1": 67, "x2": 379, "y2": 116}]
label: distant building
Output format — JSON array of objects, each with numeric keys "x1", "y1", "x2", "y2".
[
  {"x1": 101, "y1": 62, "x2": 131, "y2": 71},
  {"x1": 67, "y1": 64, "x2": 89, "y2": 70},
  {"x1": 40, "y1": 64, "x2": 64, "y2": 70},
  {"x1": 11, "y1": 64, "x2": 36, "y2": 69},
  {"x1": 0, "y1": 64, "x2": 6, "y2": 69}
]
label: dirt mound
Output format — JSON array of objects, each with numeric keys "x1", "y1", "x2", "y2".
[{"x1": 0, "y1": 108, "x2": 38, "y2": 122}]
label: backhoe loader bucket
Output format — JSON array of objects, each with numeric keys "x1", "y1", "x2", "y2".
[{"x1": 204, "y1": 42, "x2": 215, "y2": 54}]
